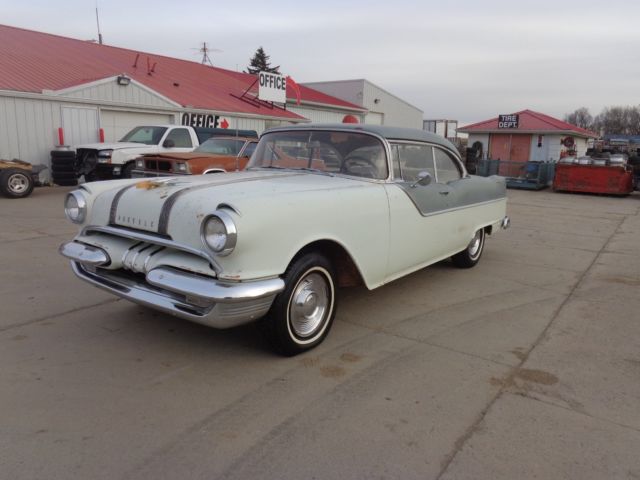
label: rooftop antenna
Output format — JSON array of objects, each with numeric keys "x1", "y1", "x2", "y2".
[
  {"x1": 194, "y1": 42, "x2": 222, "y2": 67},
  {"x1": 95, "y1": 2, "x2": 103, "y2": 44}
]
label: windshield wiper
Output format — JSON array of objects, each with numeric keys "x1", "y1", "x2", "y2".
[{"x1": 298, "y1": 167, "x2": 335, "y2": 176}]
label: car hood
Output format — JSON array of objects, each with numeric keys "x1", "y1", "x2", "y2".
[
  {"x1": 144, "y1": 152, "x2": 234, "y2": 161},
  {"x1": 76, "y1": 142, "x2": 149, "y2": 151},
  {"x1": 93, "y1": 170, "x2": 372, "y2": 235}
]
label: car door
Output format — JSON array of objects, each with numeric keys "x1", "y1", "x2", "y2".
[{"x1": 384, "y1": 142, "x2": 466, "y2": 282}]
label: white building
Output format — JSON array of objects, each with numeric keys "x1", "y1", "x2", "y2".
[
  {"x1": 303, "y1": 79, "x2": 423, "y2": 128},
  {"x1": 457, "y1": 110, "x2": 597, "y2": 162}
]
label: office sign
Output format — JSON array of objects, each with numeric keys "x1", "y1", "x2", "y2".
[{"x1": 258, "y1": 71, "x2": 287, "y2": 103}]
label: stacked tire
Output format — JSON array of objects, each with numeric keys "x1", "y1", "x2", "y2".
[{"x1": 50, "y1": 150, "x2": 78, "y2": 186}]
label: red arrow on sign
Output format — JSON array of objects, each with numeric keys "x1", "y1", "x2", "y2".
[{"x1": 220, "y1": 118, "x2": 229, "y2": 129}]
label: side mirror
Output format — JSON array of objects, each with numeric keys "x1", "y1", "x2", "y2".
[
  {"x1": 411, "y1": 171, "x2": 432, "y2": 188},
  {"x1": 163, "y1": 139, "x2": 175, "y2": 148}
]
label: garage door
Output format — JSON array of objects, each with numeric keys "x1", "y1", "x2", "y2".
[{"x1": 100, "y1": 110, "x2": 175, "y2": 143}]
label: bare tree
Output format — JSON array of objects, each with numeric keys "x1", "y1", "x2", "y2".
[
  {"x1": 564, "y1": 107, "x2": 594, "y2": 130},
  {"x1": 593, "y1": 106, "x2": 640, "y2": 135}
]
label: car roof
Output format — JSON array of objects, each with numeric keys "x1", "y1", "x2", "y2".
[
  {"x1": 201, "y1": 136, "x2": 255, "y2": 142},
  {"x1": 263, "y1": 123, "x2": 458, "y2": 152}
]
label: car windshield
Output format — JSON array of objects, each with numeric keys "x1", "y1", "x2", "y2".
[
  {"x1": 119, "y1": 126, "x2": 168, "y2": 145},
  {"x1": 249, "y1": 130, "x2": 388, "y2": 179},
  {"x1": 196, "y1": 138, "x2": 245, "y2": 155}
]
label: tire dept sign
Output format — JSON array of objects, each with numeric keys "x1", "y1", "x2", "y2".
[
  {"x1": 498, "y1": 114, "x2": 519, "y2": 129},
  {"x1": 258, "y1": 71, "x2": 287, "y2": 103}
]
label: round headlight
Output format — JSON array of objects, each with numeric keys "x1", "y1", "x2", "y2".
[
  {"x1": 64, "y1": 190, "x2": 87, "y2": 224},
  {"x1": 201, "y1": 211, "x2": 237, "y2": 256}
]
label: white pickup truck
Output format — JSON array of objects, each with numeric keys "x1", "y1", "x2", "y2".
[{"x1": 51, "y1": 125, "x2": 256, "y2": 185}]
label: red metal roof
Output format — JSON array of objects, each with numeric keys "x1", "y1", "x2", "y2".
[
  {"x1": 0, "y1": 24, "x2": 364, "y2": 119},
  {"x1": 458, "y1": 109, "x2": 597, "y2": 138}
]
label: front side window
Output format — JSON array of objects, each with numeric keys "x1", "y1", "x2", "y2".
[
  {"x1": 165, "y1": 128, "x2": 193, "y2": 148},
  {"x1": 393, "y1": 143, "x2": 435, "y2": 183},
  {"x1": 250, "y1": 130, "x2": 388, "y2": 180},
  {"x1": 240, "y1": 141, "x2": 257, "y2": 158},
  {"x1": 120, "y1": 126, "x2": 167, "y2": 145},
  {"x1": 434, "y1": 148, "x2": 462, "y2": 183}
]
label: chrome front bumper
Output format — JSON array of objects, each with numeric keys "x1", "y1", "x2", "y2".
[{"x1": 60, "y1": 241, "x2": 284, "y2": 329}]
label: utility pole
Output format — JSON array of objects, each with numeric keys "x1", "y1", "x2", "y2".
[{"x1": 95, "y1": 5, "x2": 103, "y2": 44}]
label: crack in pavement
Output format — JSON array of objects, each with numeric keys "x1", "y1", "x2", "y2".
[
  {"x1": 0, "y1": 298, "x2": 120, "y2": 333},
  {"x1": 434, "y1": 213, "x2": 628, "y2": 480}
]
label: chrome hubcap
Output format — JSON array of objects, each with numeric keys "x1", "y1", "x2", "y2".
[
  {"x1": 468, "y1": 230, "x2": 483, "y2": 258},
  {"x1": 290, "y1": 272, "x2": 329, "y2": 338},
  {"x1": 8, "y1": 173, "x2": 28, "y2": 193}
]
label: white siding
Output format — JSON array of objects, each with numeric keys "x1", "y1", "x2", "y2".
[
  {"x1": 303, "y1": 79, "x2": 423, "y2": 129},
  {"x1": 361, "y1": 81, "x2": 422, "y2": 128},
  {"x1": 302, "y1": 80, "x2": 364, "y2": 107},
  {"x1": 0, "y1": 96, "x2": 60, "y2": 171},
  {"x1": 62, "y1": 106, "x2": 99, "y2": 146},
  {"x1": 288, "y1": 105, "x2": 361, "y2": 124},
  {"x1": 100, "y1": 110, "x2": 175, "y2": 142},
  {"x1": 575, "y1": 138, "x2": 589, "y2": 157},
  {"x1": 212, "y1": 116, "x2": 268, "y2": 134},
  {"x1": 365, "y1": 112, "x2": 384, "y2": 125},
  {"x1": 63, "y1": 80, "x2": 176, "y2": 108},
  {"x1": 529, "y1": 134, "x2": 550, "y2": 162}
]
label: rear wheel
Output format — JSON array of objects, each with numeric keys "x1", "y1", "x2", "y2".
[
  {"x1": 0, "y1": 168, "x2": 35, "y2": 198},
  {"x1": 264, "y1": 252, "x2": 337, "y2": 356},
  {"x1": 452, "y1": 228, "x2": 485, "y2": 268}
]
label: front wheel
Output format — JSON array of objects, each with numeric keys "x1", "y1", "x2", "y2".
[
  {"x1": 452, "y1": 228, "x2": 485, "y2": 268},
  {"x1": 264, "y1": 252, "x2": 337, "y2": 356}
]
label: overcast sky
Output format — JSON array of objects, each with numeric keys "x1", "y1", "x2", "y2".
[{"x1": 2, "y1": 0, "x2": 639, "y2": 124}]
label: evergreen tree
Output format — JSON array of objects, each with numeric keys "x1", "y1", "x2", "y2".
[{"x1": 245, "y1": 47, "x2": 280, "y2": 74}]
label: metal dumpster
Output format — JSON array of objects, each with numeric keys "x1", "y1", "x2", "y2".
[{"x1": 553, "y1": 157, "x2": 634, "y2": 195}]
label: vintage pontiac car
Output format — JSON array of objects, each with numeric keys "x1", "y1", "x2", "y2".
[
  {"x1": 132, "y1": 136, "x2": 258, "y2": 177},
  {"x1": 60, "y1": 124, "x2": 509, "y2": 355}
]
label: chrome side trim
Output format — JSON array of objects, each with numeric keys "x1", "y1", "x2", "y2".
[
  {"x1": 146, "y1": 267, "x2": 284, "y2": 303},
  {"x1": 81, "y1": 225, "x2": 222, "y2": 273},
  {"x1": 59, "y1": 242, "x2": 110, "y2": 266}
]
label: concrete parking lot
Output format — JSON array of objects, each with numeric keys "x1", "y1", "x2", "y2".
[{"x1": 1, "y1": 186, "x2": 639, "y2": 480}]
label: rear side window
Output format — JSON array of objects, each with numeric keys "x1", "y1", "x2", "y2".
[
  {"x1": 394, "y1": 144, "x2": 435, "y2": 182},
  {"x1": 434, "y1": 148, "x2": 462, "y2": 183},
  {"x1": 166, "y1": 128, "x2": 193, "y2": 148}
]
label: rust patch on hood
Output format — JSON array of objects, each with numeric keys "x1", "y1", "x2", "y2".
[{"x1": 136, "y1": 180, "x2": 164, "y2": 190}]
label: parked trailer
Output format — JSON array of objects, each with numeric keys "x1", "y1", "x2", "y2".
[{"x1": 0, "y1": 159, "x2": 47, "y2": 199}]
